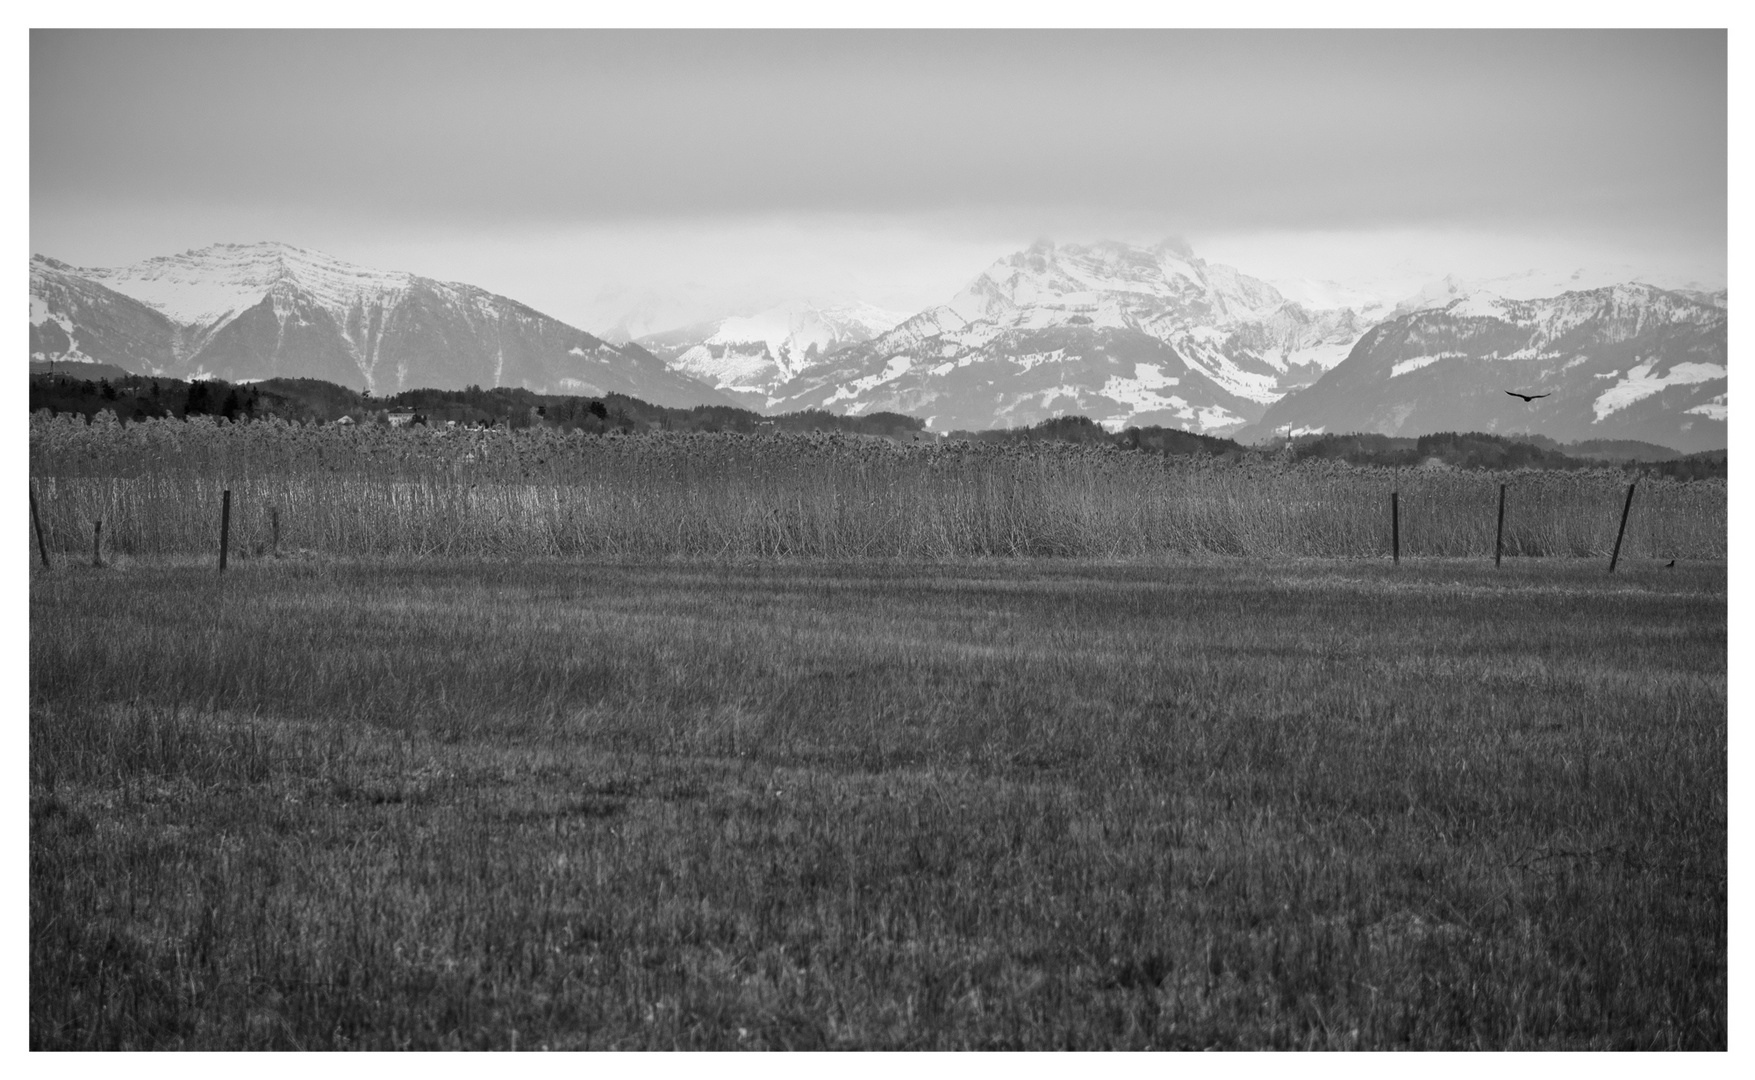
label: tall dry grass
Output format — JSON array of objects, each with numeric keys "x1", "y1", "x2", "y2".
[{"x1": 29, "y1": 412, "x2": 1726, "y2": 563}]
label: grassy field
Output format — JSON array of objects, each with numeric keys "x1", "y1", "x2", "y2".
[{"x1": 29, "y1": 555, "x2": 1726, "y2": 1049}]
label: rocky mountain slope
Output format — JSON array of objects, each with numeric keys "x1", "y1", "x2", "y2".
[
  {"x1": 764, "y1": 239, "x2": 1372, "y2": 435},
  {"x1": 29, "y1": 243, "x2": 739, "y2": 407},
  {"x1": 1244, "y1": 283, "x2": 1727, "y2": 453}
]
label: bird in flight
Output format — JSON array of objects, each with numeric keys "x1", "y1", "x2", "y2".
[{"x1": 1504, "y1": 390, "x2": 1551, "y2": 402}]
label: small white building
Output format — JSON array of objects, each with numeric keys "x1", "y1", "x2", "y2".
[{"x1": 387, "y1": 410, "x2": 417, "y2": 428}]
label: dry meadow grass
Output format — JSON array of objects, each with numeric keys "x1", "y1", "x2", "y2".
[{"x1": 30, "y1": 414, "x2": 1727, "y2": 563}]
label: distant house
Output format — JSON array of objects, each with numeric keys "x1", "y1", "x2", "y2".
[
  {"x1": 335, "y1": 415, "x2": 356, "y2": 426},
  {"x1": 387, "y1": 410, "x2": 417, "y2": 428}
]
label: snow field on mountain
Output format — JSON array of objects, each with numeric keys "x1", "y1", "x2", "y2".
[
  {"x1": 1280, "y1": 337, "x2": 1360, "y2": 372},
  {"x1": 1171, "y1": 339, "x2": 1280, "y2": 404},
  {"x1": 1390, "y1": 355, "x2": 1450, "y2": 378},
  {"x1": 1685, "y1": 396, "x2": 1727, "y2": 422},
  {"x1": 1098, "y1": 363, "x2": 1181, "y2": 412},
  {"x1": 823, "y1": 356, "x2": 913, "y2": 406},
  {"x1": 673, "y1": 344, "x2": 777, "y2": 391},
  {"x1": 83, "y1": 242, "x2": 416, "y2": 327},
  {"x1": 1591, "y1": 361, "x2": 1727, "y2": 421},
  {"x1": 928, "y1": 356, "x2": 978, "y2": 378}
]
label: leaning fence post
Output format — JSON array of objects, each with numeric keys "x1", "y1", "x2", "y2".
[
  {"x1": 1495, "y1": 483, "x2": 1506, "y2": 568},
  {"x1": 92, "y1": 519, "x2": 103, "y2": 568},
  {"x1": 1608, "y1": 482, "x2": 1636, "y2": 574},
  {"x1": 219, "y1": 489, "x2": 232, "y2": 573},
  {"x1": 1391, "y1": 491, "x2": 1400, "y2": 565},
  {"x1": 30, "y1": 487, "x2": 51, "y2": 569}
]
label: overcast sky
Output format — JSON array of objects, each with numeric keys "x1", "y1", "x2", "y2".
[{"x1": 31, "y1": 29, "x2": 1727, "y2": 333}]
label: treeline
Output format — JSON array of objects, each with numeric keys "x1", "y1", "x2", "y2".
[
  {"x1": 26, "y1": 372, "x2": 930, "y2": 440},
  {"x1": 1284, "y1": 431, "x2": 1725, "y2": 480},
  {"x1": 28, "y1": 372, "x2": 266, "y2": 424},
  {"x1": 26, "y1": 371, "x2": 1723, "y2": 477},
  {"x1": 948, "y1": 415, "x2": 1248, "y2": 459}
]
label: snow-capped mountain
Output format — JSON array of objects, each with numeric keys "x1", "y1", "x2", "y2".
[
  {"x1": 1245, "y1": 283, "x2": 1727, "y2": 453},
  {"x1": 1390, "y1": 274, "x2": 1475, "y2": 318},
  {"x1": 29, "y1": 242, "x2": 741, "y2": 407},
  {"x1": 32, "y1": 257, "x2": 184, "y2": 374},
  {"x1": 766, "y1": 238, "x2": 1373, "y2": 434},
  {"x1": 636, "y1": 299, "x2": 910, "y2": 410}
]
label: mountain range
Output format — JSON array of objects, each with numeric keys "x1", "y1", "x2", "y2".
[
  {"x1": 29, "y1": 239, "x2": 1727, "y2": 452},
  {"x1": 1242, "y1": 283, "x2": 1727, "y2": 454},
  {"x1": 762, "y1": 238, "x2": 1370, "y2": 434},
  {"x1": 29, "y1": 243, "x2": 739, "y2": 408}
]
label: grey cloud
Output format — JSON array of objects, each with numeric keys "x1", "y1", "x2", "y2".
[{"x1": 32, "y1": 29, "x2": 1725, "y2": 238}]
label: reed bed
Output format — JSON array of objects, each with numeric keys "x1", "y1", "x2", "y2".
[{"x1": 29, "y1": 412, "x2": 1726, "y2": 563}]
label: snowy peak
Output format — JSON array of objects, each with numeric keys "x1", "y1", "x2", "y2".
[
  {"x1": 940, "y1": 238, "x2": 1293, "y2": 333},
  {"x1": 702, "y1": 299, "x2": 909, "y2": 374},
  {"x1": 637, "y1": 298, "x2": 909, "y2": 405},
  {"x1": 865, "y1": 237, "x2": 1369, "y2": 386},
  {"x1": 76, "y1": 241, "x2": 417, "y2": 328},
  {"x1": 1391, "y1": 274, "x2": 1476, "y2": 317}
]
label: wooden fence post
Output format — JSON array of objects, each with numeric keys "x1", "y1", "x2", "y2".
[
  {"x1": 1608, "y1": 482, "x2": 1636, "y2": 574},
  {"x1": 271, "y1": 506, "x2": 281, "y2": 558},
  {"x1": 1495, "y1": 483, "x2": 1506, "y2": 568},
  {"x1": 1391, "y1": 491, "x2": 1400, "y2": 565},
  {"x1": 92, "y1": 519, "x2": 103, "y2": 568},
  {"x1": 219, "y1": 489, "x2": 232, "y2": 573},
  {"x1": 30, "y1": 487, "x2": 51, "y2": 570}
]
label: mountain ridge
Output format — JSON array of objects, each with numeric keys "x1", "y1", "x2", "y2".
[
  {"x1": 1241, "y1": 282, "x2": 1727, "y2": 453},
  {"x1": 29, "y1": 242, "x2": 743, "y2": 409}
]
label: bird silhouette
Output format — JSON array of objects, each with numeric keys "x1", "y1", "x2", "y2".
[
  {"x1": 1504, "y1": 390, "x2": 1551, "y2": 403},
  {"x1": 1666, "y1": 559, "x2": 1677, "y2": 569}
]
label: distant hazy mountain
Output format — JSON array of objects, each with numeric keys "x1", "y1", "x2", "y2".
[
  {"x1": 29, "y1": 243, "x2": 740, "y2": 407},
  {"x1": 766, "y1": 238, "x2": 1373, "y2": 434},
  {"x1": 1245, "y1": 283, "x2": 1727, "y2": 453},
  {"x1": 1269, "y1": 277, "x2": 1392, "y2": 321},
  {"x1": 636, "y1": 299, "x2": 910, "y2": 410}
]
